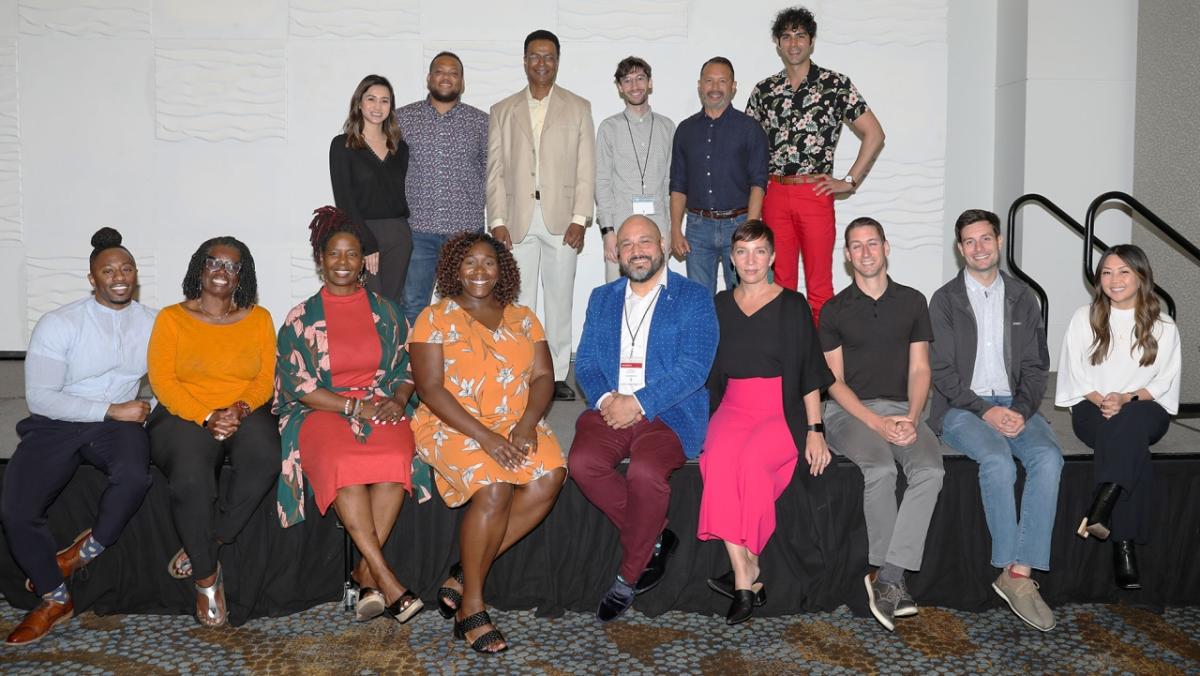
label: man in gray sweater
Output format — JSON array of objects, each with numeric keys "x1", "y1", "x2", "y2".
[{"x1": 928, "y1": 208, "x2": 1064, "y2": 632}]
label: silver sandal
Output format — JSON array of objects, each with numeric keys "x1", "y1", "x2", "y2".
[{"x1": 194, "y1": 564, "x2": 227, "y2": 628}]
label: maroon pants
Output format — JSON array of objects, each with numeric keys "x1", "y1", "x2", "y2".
[
  {"x1": 569, "y1": 410, "x2": 686, "y2": 582},
  {"x1": 762, "y1": 181, "x2": 836, "y2": 323}
]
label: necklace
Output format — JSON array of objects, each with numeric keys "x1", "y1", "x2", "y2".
[{"x1": 196, "y1": 299, "x2": 234, "y2": 322}]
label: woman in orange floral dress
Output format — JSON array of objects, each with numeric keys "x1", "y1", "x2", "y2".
[{"x1": 410, "y1": 232, "x2": 566, "y2": 654}]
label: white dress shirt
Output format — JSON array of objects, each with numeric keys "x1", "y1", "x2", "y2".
[
  {"x1": 597, "y1": 267, "x2": 669, "y2": 410},
  {"x1": 965, "y1": 272, "x2": 1011, "y2": 397}
]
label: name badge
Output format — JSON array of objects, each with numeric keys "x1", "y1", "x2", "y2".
[
  {"x1": 632, "y1": 195, "x2": 656, "y2": 216},
  {"x1": 619, "y1": 361, "x2": 645, "y2": 389}
]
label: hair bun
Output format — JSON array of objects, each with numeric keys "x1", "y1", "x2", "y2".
[{"x1": 91, "y1": 227, "x2": 123, "y2": 250}]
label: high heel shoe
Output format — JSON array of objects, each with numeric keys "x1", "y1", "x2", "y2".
[
  {"x1": 726, "y1": 583, "x2": 765, "y2": 625},
  {"x1": 1077, "y1": 482, "x2": 1122, "y2": 540},
  {"x1": 707, "y1": 572, "x2": 766, "y2": 607},
  {"x1": 437, "y1": 562, "x2": 464, "y2": 619},
  {"x1": 453, "y1": 610, "x2": 508, "y2": 654},
  {"x1": 1113, "y1": 540, "x2": 1141, "y2": 590}
]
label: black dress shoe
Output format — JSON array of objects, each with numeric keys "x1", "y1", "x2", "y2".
[
  {"x1": 726, "y1": 589, "x2": 758, "y2": 625},
  {"x1": 553, "y1": 381, "x2": 576, "y2": 401},
  {"x1": 597, "y1": 578, "x2": 636, "y2": 622},
  {"x1": 1078, "y1": 482, "x2": 1122, "y2": 540},
  {"x1": 706, "y1": 572, "x2": 766, "y2": 607},
  {"x1": 1113, "y1": 540, "x2": 1141, "y2": 590},
  {"x1": 635, "y1": 529, "x2": 679, "y2": 594}
]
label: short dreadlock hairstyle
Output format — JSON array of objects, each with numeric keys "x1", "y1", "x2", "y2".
[
  {"x1": 181, "y1": 236, "x2": 258, "y2": 308},
  {"x1": 434, "y1": 232, "x2": 520, "y2": 306},
  {"x1": 307, "y1": 205, "x2": 368, "y2": 265}
]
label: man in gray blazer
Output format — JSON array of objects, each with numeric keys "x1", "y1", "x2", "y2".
[{"x1": 488, "y1": 29, "x2": 596, "y2": 400}]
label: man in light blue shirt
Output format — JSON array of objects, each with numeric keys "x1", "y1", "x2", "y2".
[{"x1": 2, "y1": 228, "x2": 157, "y2": 646}]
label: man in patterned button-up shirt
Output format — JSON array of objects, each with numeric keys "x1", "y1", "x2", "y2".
[
  {"x1": 396, "y1": 51, "x2": 489, "y2": 328},
  {"x1": 746, "y1": 6, "x2": 885, "y2": 324}
]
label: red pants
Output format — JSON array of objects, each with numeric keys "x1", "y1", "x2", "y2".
[
  {"x1": 569, "y1": 410, "x2": 686, "y2": 582},
  {"x1": 762, "y1": 181, "x2": 836, "y2": 323}
]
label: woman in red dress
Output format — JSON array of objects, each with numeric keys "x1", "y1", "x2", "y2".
[{"x1": 274, "y1": 207, "x2": 430, "y2": 623}]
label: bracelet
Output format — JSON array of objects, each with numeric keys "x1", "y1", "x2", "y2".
[
  {"x1": 343, "y1": 397, "x2": 353, "y2": 415},
  {"x1": 232, "y1": 400, "x2": 252, "y2": 419}
]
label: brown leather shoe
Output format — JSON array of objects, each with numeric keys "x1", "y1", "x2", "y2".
[
  {"x1": 5, "y1": 599, "x2": 75, "y2": 646},
  {"x1": 23, "y1": 529, "x2": 93, "y2": 593}
]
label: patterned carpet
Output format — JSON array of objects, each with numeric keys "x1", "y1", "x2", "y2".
[{"x1": 2, "y1": 599, "x2": 1199, "y2": 674}]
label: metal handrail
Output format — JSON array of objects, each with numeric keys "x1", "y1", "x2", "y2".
[
  {"x1": 1084, "y1": 191, "x2": 1200, "y2": 320},
  {"x1": 1005, "y1": 193, "x2": 1106, "y2": 328}
]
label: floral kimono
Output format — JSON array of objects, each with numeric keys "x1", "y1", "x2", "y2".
[{"x1": 273, "y1": 289, "x2": 432, "y2": 527}]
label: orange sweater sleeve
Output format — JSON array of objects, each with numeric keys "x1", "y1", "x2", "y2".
[
  {"x1": 148, "y1": 306, "x2": 214, "y2": 425},
  {"x1": 234, "y1": 307, "x2": 277, "y2": 411}
]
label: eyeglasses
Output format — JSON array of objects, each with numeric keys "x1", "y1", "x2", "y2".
[
  {"x1": 524, "y1": 54, "x2": 558, "y2": 65},
  {"x1": 204, "y1": 256, "x2": 242, "y2": 275}
]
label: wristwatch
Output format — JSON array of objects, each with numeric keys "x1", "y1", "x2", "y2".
[
  {"x1": 599, "y1": 226, "x2": 615, "y2": 235},
  {"x1": 806, "y1": 422, "x2": 825, "y2": 433},
  {"x1": 842, "y1": 174, "x2": 857, "y2": 189}
]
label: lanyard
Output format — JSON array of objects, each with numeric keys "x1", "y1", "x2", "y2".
[
  {"x1": 623, "y1": 285, "x2": 663, "y2": 358},
  {"x1": 622, "y1": 112, "x2": 655, "y2": 194}
]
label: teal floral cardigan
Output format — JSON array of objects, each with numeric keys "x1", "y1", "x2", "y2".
[{"x1": 273, "y1": 289, "x2": 432, "y2": 527}]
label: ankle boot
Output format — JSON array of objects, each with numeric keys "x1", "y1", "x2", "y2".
[
  {"x1": 1113, "y1": 540, "x2": 1141, "y2": 590},
  {"x1": 1077, "y1": 482, "x2": 1122, "y2": 540}
]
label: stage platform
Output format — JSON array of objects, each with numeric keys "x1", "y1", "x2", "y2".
[{"x1": 1, "y1": 359, "x2": 1198, "y2": 625}]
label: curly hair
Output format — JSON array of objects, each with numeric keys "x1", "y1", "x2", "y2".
[
  {"x1": 772, "y1": 6, "x2": 817, "y2": 39},
  {"x1": 307, "y1": 206, "x2": 367, "y2": 265},
  {"x1": 181, "y1": 236, "x2": 258, "y2": 308},
  {"x1": 434, "y1": 232, "x2": 520, "y2": 306}
]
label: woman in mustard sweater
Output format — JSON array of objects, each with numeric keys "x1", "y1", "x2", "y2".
[{"x1": 147, "y1": 236, "x2": 279, "y2": 628}]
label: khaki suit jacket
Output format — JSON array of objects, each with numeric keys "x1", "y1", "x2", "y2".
[{"x1": 487, "y1": 85, "x2": 595, "y2": 241}]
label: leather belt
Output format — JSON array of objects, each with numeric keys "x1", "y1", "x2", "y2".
[
  {"x1": 769, "y1": 174, "x2": 822, "y2": 185},
  {"x1": 687, "y1": 207, "x2": 749, "y2": 219}
]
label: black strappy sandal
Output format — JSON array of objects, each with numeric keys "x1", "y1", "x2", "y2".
[
  {"x1": 437, "y1": 562, "x2": 464, "y2": 619},
  {"x1": 453, "y1": 610, "x2": 508, "y2": 654},
  {"x1": 383, "y1": 589, "x2": 424, "y2": 624}
]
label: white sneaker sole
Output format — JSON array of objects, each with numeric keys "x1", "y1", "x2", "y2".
[
  {"x1": 863, "y1": 575, "x2": 895, "y2": 632},
  {"x1": 992, "y1": 582, "x2": 1055, "y2": 632}
]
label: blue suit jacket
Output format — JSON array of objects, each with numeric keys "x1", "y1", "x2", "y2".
[{"x1": 574, "y1": 270, "x2": 718, "y2": 459}]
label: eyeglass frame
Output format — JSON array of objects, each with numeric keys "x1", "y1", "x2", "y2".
[{"x1": 204, "y1": 256, "x2": 243, "y2": 275}]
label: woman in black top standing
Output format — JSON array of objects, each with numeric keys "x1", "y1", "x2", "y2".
[{"x1": 330, "y1": 74, "x2": 412, "y2": 309}]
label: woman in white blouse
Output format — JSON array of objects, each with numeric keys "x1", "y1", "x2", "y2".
[{"x1": 1055, "y1": 244, "x2": 1181, "y2": 590}]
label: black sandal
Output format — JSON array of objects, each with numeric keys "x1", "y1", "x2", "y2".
[
  {"x1": 383, "y1": 589, "x2": 424, "y2": 624},
  {"x1": 437, "y1": 562, "x2": 464, "y2": 619},
  {"x1": 453, "y1": 610, "x2": 508, "y2": 654}
]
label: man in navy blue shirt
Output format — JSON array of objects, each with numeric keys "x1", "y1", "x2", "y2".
[{"x1": 669, "y1": 57, "x2": 769, "y2": 293}]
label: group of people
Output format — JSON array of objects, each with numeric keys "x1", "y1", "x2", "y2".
[{"x1": 1, "y1": 5, "x2": 1182, "y2": 657}]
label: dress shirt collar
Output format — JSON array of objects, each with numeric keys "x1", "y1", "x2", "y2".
[
  {"x1": 847, "y1": 275, "x2": 895, "y2": 302},
  {"x1": 623, "y1": 105, "x2": 653, "y2": 122},
  {"x1": 964, "y1": 271, "x2": 1003, "y2": 296},
  {"x1": 422, "y1": 96, "x2": 461, "y2": 118},
  {"x1": 526, "y1": 85, "x2": 555, "y2": 106},
  {"x1": 624, "y1": 265, "x2": 669, "y2": 300}
]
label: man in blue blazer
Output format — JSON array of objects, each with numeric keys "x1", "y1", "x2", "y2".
[{"x1": 570, "y1": 215, "x2": 719, "y2": 622}]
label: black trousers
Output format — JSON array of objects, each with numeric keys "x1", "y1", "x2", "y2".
[
  {"x1": 147, "y1": 405, "x2": 280, "y2": 579},
  {"x1": 364, "y1": 217, "x2": 414, "y2": 311},
  {"x1": 1070, "y1": 399, "x2": 1170, "y2": 543},
  {"x1": 1, "y1": 415, "x2": 152, "y2": 596}
]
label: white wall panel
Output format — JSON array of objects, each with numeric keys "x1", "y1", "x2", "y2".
[
  {"x1": 558, "y1": 0, "x2": 688, "y2": 42},
  {"x1": 18, "y1": 0, "x2": 150, "y2": 37},
  {"x1": 0, "y1": 40, "x2": 18, "y2": 245},
  {"x1": 153, "y1": 0, "x2": 286, "y2": 39},
  {"x1": 25, "y1": 254, "x2": 158, "y2": 337},
  {"x1": 155, "y1": 41, "x2": 287, "y2": 142},
  {"x1": 289, "y1": 0, "x2": 420, "y2": 39}
]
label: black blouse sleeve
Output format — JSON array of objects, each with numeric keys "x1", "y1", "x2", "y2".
[
  {"x1": 328, "y1": 135, "x2": 379, "y2": 254},
  {"x1": 791, "y1": 292, "x2": 835, "y2": 395}
]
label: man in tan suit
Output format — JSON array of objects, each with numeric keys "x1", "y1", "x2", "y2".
[{"x1": 488, "y1": 29, "x2": 595, "y2": 400}]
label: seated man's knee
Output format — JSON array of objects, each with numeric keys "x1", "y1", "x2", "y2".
[
  {"x1": 978, "y1": 452, "x2": 1017, "y2": 485},
  {"x1": 625, "y1": 459, "x2": 671, "y2": 491}
]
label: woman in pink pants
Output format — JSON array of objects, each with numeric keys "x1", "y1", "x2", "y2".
[{"x1": 698, "y1": 219, "x2": 833, "y2": 625}]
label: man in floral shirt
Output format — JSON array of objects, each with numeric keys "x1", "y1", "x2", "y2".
[{"x1": 746, "y1": 6, "x2": 885, "y2": 323}]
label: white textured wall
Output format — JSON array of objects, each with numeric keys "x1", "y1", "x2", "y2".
[{"x1": 4, "y1": 0, "x2": 953, "y2": 350}]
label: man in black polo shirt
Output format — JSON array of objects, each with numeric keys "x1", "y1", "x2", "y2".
[
  {"x1": 669, "y1": 56, "x2": 769, "y2": 293},
  {"x1": 819, "y1": 217, "x2": 944, "y2": 632}
]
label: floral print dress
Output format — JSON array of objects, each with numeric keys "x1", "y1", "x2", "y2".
[{"x1": 410, "y1": 298, "x2": 565, "y2": 507}]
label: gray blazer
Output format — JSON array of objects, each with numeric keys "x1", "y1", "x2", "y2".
[{"x1": 927, "y1": 270, "x2": 1050, "y2": 434}]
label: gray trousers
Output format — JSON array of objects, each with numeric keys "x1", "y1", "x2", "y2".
[{"x1": 825, "y1": 398, "x2": 945, "y2": 571}]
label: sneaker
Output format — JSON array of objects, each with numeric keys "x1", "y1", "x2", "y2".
[
  {"x1": 863, "y1": 573, "x2": 900, "y2": 631},
  {"x1": 992, "y1": 572, "x2": 1055, "y2": 631},
  {"x1": 893, "y1": 578, "x2": 918, "y2": 618}
]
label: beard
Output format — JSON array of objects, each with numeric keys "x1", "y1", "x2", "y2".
[
  {"x1": 620, "y1": 251, "x2": 665, "y2": 283},
  {"x1": 428, "y1": 87, "x2": 460, "y2": 104}
]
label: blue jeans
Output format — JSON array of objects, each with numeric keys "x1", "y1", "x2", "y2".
[
  {"x1": 940, "y1": 396, "x2": 1064, "y2": 570},
  {"x1": 685, "y1": 213, "x2": 745, "y2": 293},
  {"x1": 403, "y1": 230, "x2": 459, "y2": 329}
]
